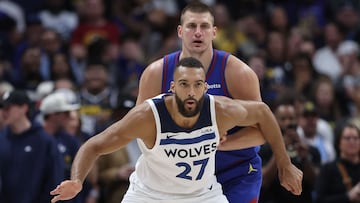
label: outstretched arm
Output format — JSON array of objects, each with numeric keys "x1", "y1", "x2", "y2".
[
  {"x1": 225, "y1": 56, "x2": 303, "y2": 195},
  {"x1": 50, "y1": 104, "x2": 155, "y2": 202},
  {"x1": 216, "y1": 96, "x2": 303, "y2": 196}
]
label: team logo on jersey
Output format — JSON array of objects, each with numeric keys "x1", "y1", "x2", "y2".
[{"x1": 248, "y1": 163, "x2": 258, "y2": 174}]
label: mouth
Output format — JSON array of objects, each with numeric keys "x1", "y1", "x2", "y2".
[
  {"x1": 185, "y1": 100, "x2": 196, "y2": 109},
  {"x1": 192, "y1": 40, "x2": 203, "y2": 46}
]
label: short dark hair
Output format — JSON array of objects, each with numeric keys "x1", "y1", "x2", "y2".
[
  {"x1": 174, "y1": 57, "x2": 205, "y2": 77},
  {"x1": 177, "y1": 57, "x2": 204, "y2": 68},
  {"x1": 180, "y1": 1, "x2": 214, "y2": 25}
]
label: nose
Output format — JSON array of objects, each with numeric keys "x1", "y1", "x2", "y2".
[
  {"x1": 194, "y1": 26, "x2": 202, "y2": 37},
  {"x1": 188, "y1": 86, "x2": 196, "y2": 97}
]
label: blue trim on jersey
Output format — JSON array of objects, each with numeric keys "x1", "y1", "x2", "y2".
[
  {"x1": 162, "y1": 51, "x2": 180, "y2": 93},
  {"x1": 152, "y1": 94, "x2": 212, "y2": 133},
  {"x1": 160, "y1": 133, "x2": 216, "y2": 145}
]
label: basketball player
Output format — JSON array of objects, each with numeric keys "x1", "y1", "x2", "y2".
[
  {"x1": 50, "y1": 57, "x2": 302, "y2": 203},
  {"x1": 136, "y1": 2, "x2": 302, "y2": 202}
]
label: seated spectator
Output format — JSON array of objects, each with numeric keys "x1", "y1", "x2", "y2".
[
  {"x1": 260, "y1": 98, "x2": 321, "y2": 203},
  {"x1": 315, "y1": 123, "x2": 360, "y2": 203},
  {"x1": 38, "y1": 0, "x2": 78, "y2": 41},
  {"x1": 297, "y1": 100, "x2": 336, "y2": 164},
  {"x1": 79, "y1": 62, "x2": 118, "y2": 136},
  {"x1": 70, "y1": 0, "x2": 120, "y2": 62}
]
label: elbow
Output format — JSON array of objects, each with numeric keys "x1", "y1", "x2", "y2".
[
  {"x1": 259, "y1": 102, "x2": 271, "y2": 115},
  {"x1": 82, "y1": 137, "x2": 102, "y2": 158}
]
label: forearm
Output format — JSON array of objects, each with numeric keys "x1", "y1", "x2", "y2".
[
  {"x1": 218, "y1": 126, "x2": 265, "y2": 151},
  {"x1": 258, "y1": 107, "x2": 291, "y2": 167},
  {"x1": 71, "y1": 141, "x2": 100, "y2": 184}
]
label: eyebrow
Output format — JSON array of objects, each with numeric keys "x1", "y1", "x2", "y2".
[{"x1": 178, "y1": 79, "x2": 205, "y2": 83}]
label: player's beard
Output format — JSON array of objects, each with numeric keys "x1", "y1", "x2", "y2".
[{"x1": 175, "y1": 93, "x2": 205, "y2": 117}]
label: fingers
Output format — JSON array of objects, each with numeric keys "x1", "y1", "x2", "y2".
[
  {"x1": 51, "y1": 195, "x2": 62, "y2": 203},
  {"x1": 290, "y1": 170, "x2": 303, "y2": 195},
  {"x1": 50, "y1": 185, "x2": 61, "y2": 195},
  {"x1": 281, "y1": 181, "x2": 302, "y2": 195},
  {"x1": 279, "y1": 166, "x2": 303, "y2": 196},
  {"x1": 50, "y1": 185, "x2": 62, "y2": 203}
]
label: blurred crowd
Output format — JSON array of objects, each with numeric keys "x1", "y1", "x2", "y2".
[{"x1": 0, "y1": 0, "x2": 359, "y2": 203}]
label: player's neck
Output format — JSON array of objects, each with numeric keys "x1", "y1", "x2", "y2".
[
  {"x1": 180, "y1": 49, "x2": 213, "y2": 72},
  {"x1": 166, "y1": 96, "x2": 200, "y2": 129}
]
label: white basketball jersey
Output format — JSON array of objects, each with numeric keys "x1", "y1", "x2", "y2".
[{"x1": 134, "y1": 94, "x2": 220, "y2": 195}]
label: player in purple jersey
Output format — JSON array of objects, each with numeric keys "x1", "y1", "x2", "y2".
[{"x1": 136, "y1": 2, "x2": 303, "y2": 202}]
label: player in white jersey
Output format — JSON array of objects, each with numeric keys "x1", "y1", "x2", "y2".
[
  {"x1": 124, "y1": 93, "x2": 228, "y2": 203},
  {"x1": 50, "y1": 57, "x2": 302, "y2": 203}
]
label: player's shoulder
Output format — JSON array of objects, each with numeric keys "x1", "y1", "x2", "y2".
[
  {"x1": 213, "y1": 95, "x2": 235, "y2": 110},
  {"x1": 226, "y1": 54, "x2": 254, "y2": 73},
  {"x1": 224, "y1": 54, "x2": 261, "y2": 100},
  {"x1": 145, "y1": 57, "x2": 164, "y2": 73}
]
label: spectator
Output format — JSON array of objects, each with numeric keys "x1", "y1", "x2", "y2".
[
  {"x1": 312, "y1": 75, "x2": 343, "y2": 128},
  {"x1": 315, "y1": 122, "x2": 360, "y2": 203},
  {"x1": 115, "y1": 33, "x2": 146, "y2": 89},
  {"x1": 335, "y1": 40, "x2": 360, "y2": 117},
  {"x1": 11, "y1": 13, "x2": 44, "y2": 84},
  {"x1": 49, "y1": 52, "x2": 80, "y2": 85},
  {"x1": 237, "y1": 13, "x2": 267, "y2": 50},
  {"x1": 39, "y1": 90, "x2": 95, "y2": 203},
  {"x1": 331, "y1": 1, "x2": 360, "y2": 41},
  {"x1": 339, "y1": 77, "x2": 360, "y2": 132},
  {"x1": 79, "y1": 62, "x2": 118, "y2": 136},
  {"x1": 263, "y1": 30, "x2": 289, "y2": 105},
  {"x1": 13, "y1": 46, "x2": 45, "y2": 91},
  {"x1": 0, "y1": 90, "x2": 64, "y2": 203},
  {"x1": 313, "y1": 22, "x2": 346, "y2": 82},
  {"x1": 266, "y1": 5, "x2": 290, "y2": 37},
  {"x1": 212, "y1": 2, "x2": 251, "y2": 58},
  {"x1": 38, "y1": 0, "x2": 78, "y2": 41},
  {"x1": 297, "y1": 100, "x2": 336, "y2": 164},
  {"x1": 287, "y1": 52, "x2": 319, "y2": 100},
  {"x1": 260, "y1": 97, "x2": 321, "y2": 203},
  {"x1": 247, "y1": 52, "x2": 276, "y2": 106},
  {"x1": 40, "y1": 91, "x2": 81, "y2": 178},
  {"x1": 70, "y1": 0, "x2": 120, "y2": 62}
]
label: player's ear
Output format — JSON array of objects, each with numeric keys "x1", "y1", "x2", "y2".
[
  {"x1": 170, "y1": 81, "x2": 175, "y2": 93},
  {"x1": 177, "y1": 25, "x2": 182, "y2": 38},
  {"x1": 204, "y1": 82, "x2": 208, "y2": 93},
  {"x1": 212, "y1": 26, "x2": 217, "y2": 39}
]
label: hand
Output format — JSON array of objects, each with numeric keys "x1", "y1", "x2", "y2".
[
  {"x1": 50, "y1": 180, "x2": 82, "y2": 203},
  {"x1": 348, "y1": 183, "x2": 360, "y2": 203},
  {"x1": 278, "y1": 163, "x2": 303, "y2": 195}
]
